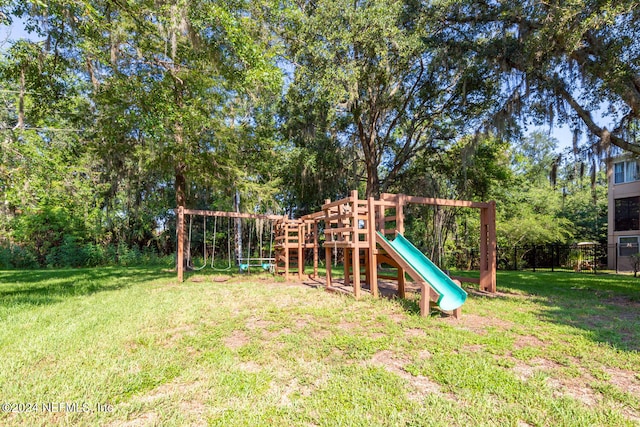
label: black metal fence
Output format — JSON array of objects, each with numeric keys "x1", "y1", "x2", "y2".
[
  {"x1": 497, "y1": 243, "x2": 608, "y2": 272},
  {"x1": 445, "y1": 243, "x2": 634, "y2": 273}
]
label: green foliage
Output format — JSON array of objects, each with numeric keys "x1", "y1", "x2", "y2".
[
  {"x1": 281, "y1": 0, "x2": 499, "y2": 197},
  {"x1": 0, "y1": 0, "x2": 618, "y2": 270},
  {"x1": 12, "y1": 205, "x2": 71, "y2": 264},
  {"x1": 0, "y1": 243, "x2": 39, "y2": 269},
  {"x1": 396, "y1": 134, "x2": 514, "y2": 267},
  {"x1": 429, "y1": 0, "x2": 640, "y2": 154},
  {"x1": 1, "y1": 0, "x2": 286, "y2": 261}
]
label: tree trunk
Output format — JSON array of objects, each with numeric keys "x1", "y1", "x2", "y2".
[
  {"x1": 173, "y1": 78, "x2": 189, "y2": 270},
  {"x1": 365, "y1": 161, "x2": 380, "y2": 199},
  {"x1": 358, "y1": 118, "x2": 380, "y2": 198}
]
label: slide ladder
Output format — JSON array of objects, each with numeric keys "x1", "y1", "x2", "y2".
[{"x1": 376, "y1": 232, "x2": 467, "y2": 312}]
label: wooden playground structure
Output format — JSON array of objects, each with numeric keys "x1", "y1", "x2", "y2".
[{"x1": 175, "y1": 191, "x2": 496, "y2": 317}]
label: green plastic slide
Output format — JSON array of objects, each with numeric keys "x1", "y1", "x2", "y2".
[{"x1": 376, "y1": 232, "x2": 467, "y2": 311}]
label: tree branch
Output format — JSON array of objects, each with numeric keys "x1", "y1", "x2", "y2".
[{"x1": 556, "y1": 83, "x2": 640, "y2": 155}]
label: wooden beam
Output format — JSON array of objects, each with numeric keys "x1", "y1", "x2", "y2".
[
  {"x1": 375, "y1": 233, "x2": 440, "y2": 306},
  {"x1": 321, "y1": 196, "x2": 354, "y2": 210},
  {"x1": 177, "y1": 208, "x2": 286, "y2": 221},
  {"x1": 301, "y1": 210, "x2": 326, "y2": 220},
  {"x1": 450, "y1": 275, "x2": 480, "y2": 284},
  {"x1": 401, "y1": 195, "x2": 490, "y2": 209},
  {"x1": 381, "y1": 192, "x2": 489, "y2": 209}
]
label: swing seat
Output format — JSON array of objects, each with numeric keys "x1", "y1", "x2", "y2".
[
  {"x1": 240, "y1": 263, "x2": 249, "y2": 271},
  {"x1": 261, "y1": 263, "x2": 272, "y2": 271}
]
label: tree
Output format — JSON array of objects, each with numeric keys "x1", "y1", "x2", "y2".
[
  {"x1": 0, "y1": 37, "x2": 102, "y2": 260},
  {"x1": 391, "y1": 134, "x2": 513, "y2": 267},
  {"x1": 281, "y1": 0, "x2": 497, "y2": 198},
  {"x1": 497, "y1": 133, "x2": 576, "y2": 250},
  {"x1": 430, "y1": 0, "x2": 640, "y2": 155},
  {"x1": 1, "y1": 0, "x2": 283, "y2": 265}
]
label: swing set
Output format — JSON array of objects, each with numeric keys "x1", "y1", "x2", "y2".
[
  {"x1": 176, "y1": 207, "x2": 286, "y2": 281},
  {"x1": 175, "y1": 190, "x2": 497, "y2": 318}
]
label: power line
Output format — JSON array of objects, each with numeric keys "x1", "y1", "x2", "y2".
[
  {"x1": 0, "y1": 89, "x2": 40, "y2": 95},
  {"x1": 0, "y1": 127, "x2": 83, "y2": 132}
]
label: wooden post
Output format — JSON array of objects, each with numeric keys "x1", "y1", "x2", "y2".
[
  {"x1": 324, "y1": 199, "x2": 332, "y2": 289},
  {"x1": 377, "y1": 202, "x2": 385, "y2": 232},
  {"x1": 313, "y1": 220, "x2": 319, "y2": 277},
  {"x1": 397, "y1": 265, "x2": 406, "y2": 299},
  {"x1": 284, "y1": 225, "x2": 290, "y2": 281},
  {"x1": 396, "y1": 194, "x2": 405, "y2": 298},
  {"x1": 452, "y1": 280, "x2": 462, "y2": 319},
  {"x1": 364, "y1": 249, "x2": 370, "y2": 292},
  {"x1": 325, "y1": 246, "x2": 332, "y2": 289},
  {"x1": 480, "y1": 201, "x2": 497, "y2": 293},
  {"x1": 177, "y1": 205, "x2": 184, "y2": 282},
  {"x1": 352, "y1": 247, "x2": 361, "y2": 299},
  {"x1": 367, "y1": 197, "x2": 378, "y2": 298},
  {"x1": 350, "y1": 190, "x2": 361, "y2": 298},
  {"x1": 397, "y1": 194, "x2": 405, "y2": 234},
  {"x1": 298, "y1": 222, "x2": 303, "y2": 280},
  {"x1": 344, "y1": 248, "x2": 351, "y2": 286},
  {"x1": 419, "y1": 283, "x2": 430, "y2": 316}
]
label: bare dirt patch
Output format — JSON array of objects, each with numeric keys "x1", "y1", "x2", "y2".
[
  {"x1": 512, "y1": 357, "x2": 561, "y2": 381},
  {"x1": 311, "y1": 328, "x2": 332, "y2": 340},
  {"x1": 466, "y1": 288, "x2": 527, "y2": 299},
  {"x1": 512, "y1": 359, "x2": 605, "y2": 408},
  {"x1": 452, "y1": 313, "x2": 513, "y2": 334},
  {"x1": 224, "y1": 330, "x2": 250, "y2": 350},
  {"x1": 245, "y1": 317, "x2": 274, "y2": 330},
  {"x1": 162, "y1": 324, "x2": 197, "y2": 347},
  {"x1": 416, "y1": 349, "x2": 432, "y2": 360},
  {"x1": 387, "y1": 313, "x2": 407, "y2": 324},
  {"x1": 604, "y1": 366, "x2": 640, "y2": 397},
  {"x1": 514, "y1": 335, "x2": 546, "y2": 350},
  {"x1": 237, "y1": 361, "x2": 262, "y2": 373},
  {"x1": 338, "y1": 321, "x2": 360, "y2": 332},
  {"x1": 368, "y1": 350, "x2": 442, "y2": 399},
  {"x1": 404, "y1": 328, "x2": 426, "y2": 338},
  {"x1": 111, "y1": 380, "x2": 207, "y2": 426},
  {"x1": 139, "y1": 381, "x2": 203, "y2": 404},
  {"x1": 269, "y1": 377, "x2": 301, "y2": 407},
  {"x1": 548, "y1": 375, "x2": 600, "y2": 407}
]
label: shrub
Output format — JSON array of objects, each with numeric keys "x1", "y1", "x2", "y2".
[{"x1": 0, "y1": 243, "x2": 39, "y2": 269}]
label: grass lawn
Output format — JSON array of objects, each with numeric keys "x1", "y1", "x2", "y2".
[{"x1": 1, "y1": 267, "x2": 639, "y2": 426}]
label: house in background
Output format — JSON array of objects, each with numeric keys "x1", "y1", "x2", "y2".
[{"x1": 607, "y1": 156, "x2": 640, "y2": 271}]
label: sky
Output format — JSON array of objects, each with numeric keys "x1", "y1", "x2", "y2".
[{"x1": 0, "y1": 17, "x2": 39, "y2": 46}]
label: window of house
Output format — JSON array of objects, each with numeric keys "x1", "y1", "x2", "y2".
[
  {"x1": 615, "y1": 162, "x2": 625, "y2": 183},
  {"x1": 619, "y1": 236, "x2": 640, "y2": 257},
  {"x1": 614, "y1": 160, "x2": 640, "y2": 184},
  {"x1": 615, "y1": 197, "x2": 640, "y2": 231}
]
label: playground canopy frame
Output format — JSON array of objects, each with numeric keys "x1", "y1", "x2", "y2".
[
  {"x1": 174, "y1": 191, "x2": 497, "y2": 304},
  {"x1": 377, "y1": 193, "x2": 497, "y2": 294}
]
